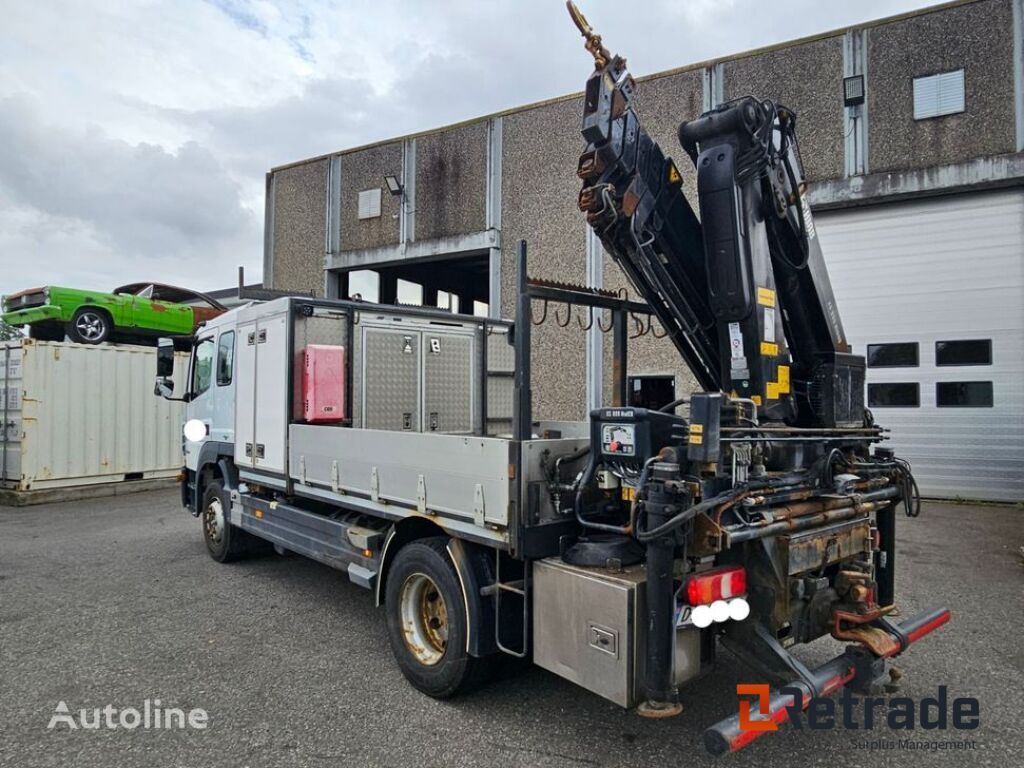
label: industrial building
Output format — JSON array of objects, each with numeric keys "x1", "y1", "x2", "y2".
[{"x1": 262, "y1": 0, "x2": 1023, "y2": 502}]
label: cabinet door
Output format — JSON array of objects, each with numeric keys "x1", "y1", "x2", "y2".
[
  {"x1": 423, "y1": 332, "x2": 474, "y2": 433},
  {"x1": 362, "y1": 328, "x2": 420, "y2": 431},
  {"x1": 253, "y1": 314, "x2": 288, "y2": 473},
  {"x1": 234, "y1": 322, "x2": 257, "y2": 468}
]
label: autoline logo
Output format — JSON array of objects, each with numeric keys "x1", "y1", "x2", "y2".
[{"x1": 47, "y1": 699, "x2": 209, "y2": 731}]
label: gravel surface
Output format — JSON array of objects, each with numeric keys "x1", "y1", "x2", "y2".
[{"x1": 2, "y1": 490, "x2": 1021, "y2": 767}]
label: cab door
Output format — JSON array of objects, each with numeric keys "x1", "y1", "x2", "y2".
[
  {"x1": 130, "y1": 287, "x2": 192, "y2": 335},
  {"x1": 183, "y1": 332, "x2": 216, "y2": 472}
]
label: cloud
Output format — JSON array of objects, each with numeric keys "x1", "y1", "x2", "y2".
[
  {"x1": 0, "y1": 0, "x2": 942, "y2": 297},
  {"x1": 0, "y1": 95, "x2": 258, "y2": 292}
]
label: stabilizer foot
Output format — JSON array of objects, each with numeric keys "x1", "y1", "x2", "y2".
[{"x1": 637, "y1": 700, "x2": 683, "y2": 719}]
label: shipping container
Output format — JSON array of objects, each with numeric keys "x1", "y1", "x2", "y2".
[{"x1": 1, "y1": 339, "x2": 187, "y2": 494}]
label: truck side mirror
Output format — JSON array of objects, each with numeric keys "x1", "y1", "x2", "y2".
[
  {"x1": 156, "y1": 338, "x2": 176, "y2": 378},
  {"x1": 154, "y1": 377, "x2": 175, "y2": 398}
]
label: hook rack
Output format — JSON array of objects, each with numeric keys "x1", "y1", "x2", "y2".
[
  {"x1": 531, "y1": 299, "x2": 549, "y2": 326},
  {"x1": 555, "y1": 302, "x2": 573, "y2": 327},
  {"x1": 577, "y1": 306, "x2": 594, "y2": 331}
]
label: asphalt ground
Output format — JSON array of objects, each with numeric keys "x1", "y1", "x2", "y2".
[{"x1": 2, "y1": 489, "x2": 1021, "y2": 767}]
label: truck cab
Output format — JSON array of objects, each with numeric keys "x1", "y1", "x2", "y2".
[{"x1": 156, "y1": 307, "x2": 241, "y2": 511}]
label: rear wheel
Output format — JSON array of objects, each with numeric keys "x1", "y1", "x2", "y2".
[
  {"x1": 385, "y1": 537, "x2": 492, "y2": 698},
  {"x1": 68, "y1": 307, "x2": 111, "y2": 344}
]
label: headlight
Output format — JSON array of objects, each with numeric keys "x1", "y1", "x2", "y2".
[
  {"x1": 1, "y1": 296, "x2": 6, "y2": 312},
  {"x1": 43, "y1": 288, "x2": 50, "y2": 303}
]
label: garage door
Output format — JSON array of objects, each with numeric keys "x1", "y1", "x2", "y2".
[{"x1": 815, "y1": 189, "x2": 1023, "y2": 503}]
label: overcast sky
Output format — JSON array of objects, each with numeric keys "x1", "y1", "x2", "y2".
[{"x1": 0, "y1": 0, "x2": 942, "y2": 297}]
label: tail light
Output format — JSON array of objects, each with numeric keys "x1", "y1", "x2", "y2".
[{"x1": 686, "y1": 565, "x2": 747, "y2": 606}]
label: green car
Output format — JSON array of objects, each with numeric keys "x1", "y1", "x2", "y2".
[{"x1": 0, "y1": 283, "x2": 226, "y2": 346}]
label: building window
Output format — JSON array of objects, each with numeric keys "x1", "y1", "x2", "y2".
[
  {"x1": 866, "y1": 342, "x2": 919, "y2": 368},
  {"x1": 936, "y1": 381, "x2": 993, "y2": 408},
  {"x1": 628, "y1": 375, "x2": 677, "y2": 411},
  {"x1": 357, "y1": 188, "x2": 382, "y2": 220},
  {"x1": 913, "y1": 70, "x2": 965, "y2": 119},
  {"x1": 935, "y1": 339, "x2": 991, "y2": 366},
  {"x1": 867, "y1": 382, "x2": 919, "y2": 408},
  {"x1": 216, "y1": 331, "x2": 235, "y2": 386}
]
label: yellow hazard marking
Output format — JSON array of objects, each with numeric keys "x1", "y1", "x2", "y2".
[
  {"x1": 761, "y1": 341, "x2": 779, "y2": 356},
  {"x1": 622, "y1": 486, "x2": 636, "y2": 502},
  {"x1": 750, "y1": 395, "x2": 762, "y2": 406},
  {"x1": 689, "y1": 434, "x2": 704, "y2": 445},
  {"x1": 766, "y1": 364, "x2": 791, "y2": 400},
  {"x1": 757, "y1": 287, "x2": 776, "y2": 307},
  {"x1": 254, "y1": 509, "x2": 264, "y2": 519},
  {"x1": 690, "y1": 423, "x2": 704, "y2": 434},
  {"x1": 667, "y1": 161, "x2": 682, "y2": 185}
]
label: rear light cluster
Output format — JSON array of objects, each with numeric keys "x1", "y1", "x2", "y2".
[{"x1": 685, "y1": 565, "x2": 750, "y2": 629}]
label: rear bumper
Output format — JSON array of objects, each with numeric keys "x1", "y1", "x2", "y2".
[
  {"x1": 703, "y1": 607, "x2": 951, "y2": 755},
  {"x1": 1, "y1": 306, "x2": 63, "y2": 326}
]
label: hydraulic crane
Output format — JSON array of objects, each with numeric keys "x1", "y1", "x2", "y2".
[{"x1": 561, "y1": 2, "x2": 949, "y2": 750}]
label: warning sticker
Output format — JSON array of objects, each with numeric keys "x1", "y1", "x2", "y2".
[
  {"x1": 728, "y1": 322, "x2": 744, "y2": 360},
  {"x1": 764, "y1": 307, "x2": 776, "y2": 343},
  {"x1": 756, "y1": 287, "x2": 776, "y2": 307},
  {"x1": 667, "y1": 161, "x2": 682, "y2": 185}
]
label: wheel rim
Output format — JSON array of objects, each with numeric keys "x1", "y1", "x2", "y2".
[
  {"x1": 75, "y1": 311, "x2": 106, "y2": 341},
  {"x1": 204, "y1": 496, "x2": 225, "y2": 545},
  {"x1": 399, "y1": 572, "x2": 449, "y2": 666}
]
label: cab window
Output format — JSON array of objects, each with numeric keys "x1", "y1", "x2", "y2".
[
  {"x1": 216, "y1": 331, "x2": 235, "y2": 386},
  {"x1": 192, "y1": 337, "x2": 215, "y2": 396}
]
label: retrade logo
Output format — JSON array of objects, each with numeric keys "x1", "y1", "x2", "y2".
[
  {"x1": 737, "y1": 684, "x2": 777, "y2": 733},
  {"x1": 735, "y1": 684, "x2": 980, "y2": 734}
]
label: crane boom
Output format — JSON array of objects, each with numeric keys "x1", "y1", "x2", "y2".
[{"x1": 570, "y1": 4, "x2": 864, "y2": 426}]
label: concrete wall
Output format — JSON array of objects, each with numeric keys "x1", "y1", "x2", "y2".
[
  {"x1": 501, "y1": 97, "x2": 589, "y2": 420},
  {"x1": 339, "y1": 142, "x2": 402, "y2": 252},
  {"x1": 416, "y1": 122, "x2": 488, "y2": 241},
  {"x1": 270, "y1": 159, "x2": 327, "y2": 296},
  {"x1": 266, "y1": 0, "x2": 1020, "y2": 419},
  {"x1": 723, "y1": 37, "x2": 846, "y2": 182},
  {"x1": 868, "y1": 0, "x2": 1017, "y2": 173}
]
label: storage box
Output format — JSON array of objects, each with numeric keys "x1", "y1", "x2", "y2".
[{"x1": 303, "y1": 344, "x2": 346, "y2": 423}]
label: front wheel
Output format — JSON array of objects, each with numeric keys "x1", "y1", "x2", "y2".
[
  {"x1": 68, "y1": 307, "x2": 111, "y2": 344},
  {"x1": 202, "y1": 479, "x2": 260, "y2": 562},
  {"x1": 384, "y1": 537, "x2": 493, "y2": 698}
]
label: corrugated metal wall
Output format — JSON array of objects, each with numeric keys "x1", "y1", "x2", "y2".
[
  {"x1": 1, "y1": 340, "x2": 187, "y2": 491},
  {"x1": 816, "y1": 189, "x2": 1024, "y2": 502}
]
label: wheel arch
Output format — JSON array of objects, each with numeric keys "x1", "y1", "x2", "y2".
[
  {"x1": 375, "y1": 519, "x2": 498, "y2": 658},
  {"x1": 190, "y1": 441, "x2": 236, "y2": 515}
]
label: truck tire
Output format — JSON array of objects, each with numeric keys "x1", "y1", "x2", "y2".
[
  {"x1": 385, "y1": 537, "x2": 492, "y2": 698},
  {"x1": 68, "y1": 307, "x2": 112, "y2": 345},
  {"x1": 201, "y1": 479, "x2": 257, "y2": 562}
]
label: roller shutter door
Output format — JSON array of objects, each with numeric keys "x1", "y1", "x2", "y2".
[{"x1": 815, "y1": 189, "x2": 1023, "y2": 502}]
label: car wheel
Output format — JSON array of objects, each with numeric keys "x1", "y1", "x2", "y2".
[
  {"x1": 68, "y1": 308, "x2": 112, "y2": 344},
  {"x1": 384, "y1": 537, "x2": 494, "y2": 698}
]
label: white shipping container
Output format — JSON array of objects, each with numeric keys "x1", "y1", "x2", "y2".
[{"x1": 1, "y1": 340, "x2": 188, "y2": 492}]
